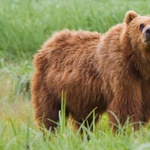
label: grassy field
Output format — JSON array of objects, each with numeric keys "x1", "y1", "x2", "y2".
[{"x1": 1, "y1": 0, "x2": 150, "y2": 149}]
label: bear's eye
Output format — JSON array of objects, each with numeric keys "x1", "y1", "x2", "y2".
[{"x1": 139, "y1": 23, "x2": 145, "y2": 32}]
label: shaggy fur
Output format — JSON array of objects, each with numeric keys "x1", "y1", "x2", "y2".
[{"x1": 31, "y1": 11, "x2": 150, "y2": 132}]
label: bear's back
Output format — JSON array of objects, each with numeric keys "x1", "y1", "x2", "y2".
[{"x1": 38, "y1": 29, "x2": 101, "y2": 72}]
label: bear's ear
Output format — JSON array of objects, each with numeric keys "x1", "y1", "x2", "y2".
[{"x1": 125, "y1": 11, "x2": 138, "y2": 24}]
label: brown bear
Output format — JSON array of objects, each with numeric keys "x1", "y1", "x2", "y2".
[{"x1": 31, "y1": 10, "x2": 150, "y2": 132}]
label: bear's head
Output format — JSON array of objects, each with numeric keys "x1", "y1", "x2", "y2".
[{"x1": 123, "y1": 11, "x2": 150, "y2": 55}]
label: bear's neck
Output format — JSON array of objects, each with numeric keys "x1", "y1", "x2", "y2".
[
  {"x1": 120, "y1": 25, "x2": 150, "y2": 81},
  {"x1": 98, "y1": 23, "x2": 150, "y2": 81}
]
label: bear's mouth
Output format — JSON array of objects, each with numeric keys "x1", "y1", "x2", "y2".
[
  {"x1": 142, "y1": 38, "x2": 150, "y2": 44},
  {"x1": 144, "y1": 38, "x2": 150, "y2": 43}
]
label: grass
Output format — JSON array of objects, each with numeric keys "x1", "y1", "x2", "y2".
[
  {"x1": 1, "y1": 0, "x2": 150, "y2": 149},
  {"x1": 1, "y1": 0, "x2": 150, "y2": 60}
]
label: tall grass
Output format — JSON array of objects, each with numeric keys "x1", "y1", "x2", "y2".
[
  {"x1": 1, "y1": 0, "x2": 150, "y2": 60},
  {"x1": 1, "y1": 87, "x2": 150, "y2": 150}
]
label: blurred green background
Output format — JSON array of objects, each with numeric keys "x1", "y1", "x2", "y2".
[{"x1": 0, "y1": 0, "x2": 149, "y2": 61}]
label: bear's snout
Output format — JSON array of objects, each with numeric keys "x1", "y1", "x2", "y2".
[
  {"x1": 145, "y1": 28, "x2": 150, "y2": 40},
  {"x1": 142, "y1": 27, "x2": 150, "y2": 43}
]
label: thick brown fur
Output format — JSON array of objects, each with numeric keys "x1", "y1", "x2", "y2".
[{"x1": 31, "y1": 11, "x2": 150, "y2": 132}]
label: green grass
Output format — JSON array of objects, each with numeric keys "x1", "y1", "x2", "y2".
[
  {"x1": 1, "y1": 0, "x2": 150, "y2": 60},
  {"x1": 1, "y1": 0, "x2": 150, "y2": 149}
]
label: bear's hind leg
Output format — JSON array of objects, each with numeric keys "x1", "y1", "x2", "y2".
[
  {"x1": 34, "y1": 96, "x2": 62, "y2": 132},
  {"x1": 34, "y1": 96, "x2": 70, "y2": 132}
]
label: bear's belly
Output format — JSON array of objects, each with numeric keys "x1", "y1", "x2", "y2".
[{"x1": 67, "y1": 94, "x2": 107, "y2": 121}]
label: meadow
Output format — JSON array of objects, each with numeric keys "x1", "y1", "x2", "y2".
[{"x1": 1, "y1": 0, "x2": 150, "y2": 149}]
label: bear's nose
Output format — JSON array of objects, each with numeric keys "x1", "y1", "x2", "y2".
[{"x1": 146, "y1": 28, "x2": 150, "y2": 38}]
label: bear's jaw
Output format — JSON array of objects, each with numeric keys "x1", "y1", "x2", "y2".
[
  {"x1": 142, "y1": 39, "x2": 150, "y2": 48},
  {"x1": 141, "y1": 39, "x2": 150, "y2": 50}
]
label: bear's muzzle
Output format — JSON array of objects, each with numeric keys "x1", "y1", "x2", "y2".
[{"x1": 142, "y1": 27, "x2": 150, "y2": 43}]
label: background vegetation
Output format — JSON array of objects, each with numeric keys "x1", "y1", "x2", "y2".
[{"x1": 1, "y1": 0, "x2": 150, "y2": 149}]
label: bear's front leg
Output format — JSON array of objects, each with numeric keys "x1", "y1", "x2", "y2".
[
  {"x1": 141, "y1": 82, "x2": 150, "y2": 124},
  {"x1": 107, "y1": 77, "x2": 143, "y2": 132}
]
